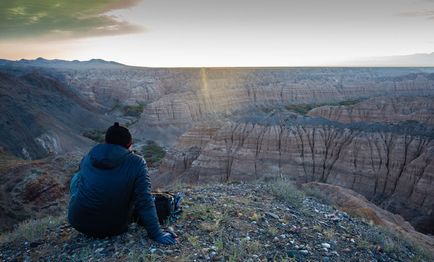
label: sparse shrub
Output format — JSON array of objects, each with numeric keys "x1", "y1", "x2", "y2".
[
  {"x1": 267, "y1": 226, "x2": 279, "y2": 236},
  {"x1": 82, "y1": 129, "x2": 105, "y2": 143},
  {"x1": 123, "y1": 104, "x2": 145, "y2": 117},
  {"x1": 303, "y1": 187, "x2": 332, "y2": 205},
  {"x1": 366, "y1": 225, "x2": 432, "y2": 261},
  {"x1": 337, "y1": 99, "x2": 363, "y2": 106},
  {"x1": 0, "y1": 216, "x2": 62, "y2": 243},
  {"x1": 187, "y1": 235, "x2": 200, "y2": 249},
  {"x1": 267, "y1": 179, "x2": 304, "y2": 207},
  {"x1": 285, "y1": 104, "x2": 316, "y2": 115},
  {"x1": 323, "y1": 228, "x2": 335, "y2": 240},
  {"x1": 70, "y1": 247, "x2": 93, "y2": 262},
  {"x1": 213, "y1": 231, "x2": 225, "y2": 251},
  {"x1": 141, "y1": 140, "x2": 166, "y2": 167},
  {"x1": 285, "y1": 99, "x2": 364, "y2": 115}
]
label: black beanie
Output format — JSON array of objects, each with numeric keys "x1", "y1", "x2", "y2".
[{"x1": 105, "y1": 122, "x2": 132, "y2": 146}]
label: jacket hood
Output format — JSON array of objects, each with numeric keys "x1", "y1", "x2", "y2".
[{"x1": 88, "y1": 144, "x2": 131, "y2": 169}]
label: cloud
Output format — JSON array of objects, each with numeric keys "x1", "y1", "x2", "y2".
[
  {"x1": 0, "y1": 0, "x2": 144, "y2": 40},
  {"x1": 400, "y1": 9, "x2": 434, "y2": 19}
]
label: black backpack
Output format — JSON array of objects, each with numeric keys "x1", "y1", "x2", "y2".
[{"x1": 151, "y1": 192, "x2": 184, "y2": 225}]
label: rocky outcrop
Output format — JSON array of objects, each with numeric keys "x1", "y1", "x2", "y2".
[
  {"x1": 0, "y1": 152, "x2": 82, "y2": 232},
  {"x1": 1, "y1": 183, "x2": 432, "y2": 261},
  {"x1": 302, "y1": 182, "x2": 434, "y2": 256},
  {"x1": 309, "y1": 96, "x2": 434, "y2": 126},
  {"x1": 157, "y1": 101, "x2": 434, "y2": 234},
  {"x1": 138, "y1": 69, "x2": 434, "y2": 129}
]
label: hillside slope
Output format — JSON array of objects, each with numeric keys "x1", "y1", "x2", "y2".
[
  {"x1": 0, "y1": 70, "x2": 110, "y2": 159},
  {"x1": 0, "y1": 182, "x2": 432, "y2": 261}
]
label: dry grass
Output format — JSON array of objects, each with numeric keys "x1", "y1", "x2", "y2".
[
  {"x1": 267, "y1": 179, "x2": 304, "y2": 207},
  {"x1": 0, "y1": 216, "x2": 63, "y2": 243}
]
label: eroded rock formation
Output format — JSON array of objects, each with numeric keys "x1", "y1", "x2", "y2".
[
  {"x1": 158, "y1": 98, "x2": 434, "y2": 234},
  {"x1": 2, "y1": 59, "x2": 434, "y2": 236}
]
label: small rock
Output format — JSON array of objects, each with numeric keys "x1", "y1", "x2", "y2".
[
  {"x1": 331, "y1": 251, "x2": 339, "y2": 257},
  {"x1": 149, "y1": 248, "x2": 157, "y2": 253},
  {"x1": 265, "y1": 212, "x2": 280, "y2": 219},
  {"x1": 287, "y1": 250, "x2": 297, "y2": 258},
  {"x1": 95, "y1": 248, "x2": 104, "y2": 253},
  {"x1": 299, "y1": 250, "x2": 309, "y2": 255},
  {"x1": 321, "y1": 243, "x2": 331, "y2": 249}
]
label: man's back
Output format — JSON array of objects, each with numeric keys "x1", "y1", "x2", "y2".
[
  {"x1": 67, "y1": 122, "x2": 176, "y2": 245},
  {"x1": 68, "y1": 143, "x2": 153, "y2": 237}
]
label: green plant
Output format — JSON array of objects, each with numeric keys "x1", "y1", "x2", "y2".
[
  {"x1": 285, "y1": 99, "x2": 364, "y2": 115},
  {"x1": 82, "y1": 129, "x2": 105, "y2": 143},
  {"x1": 187, "y1": 235, "x2": 200, "y2": 249},
  {"x1": 123, "y1": 104, "x2": 145, "y2": 117},
  {"x1": 303, "y1": 187, "x2": 331, "y2": 205},
  {"x1": 213, "y1": 231, "x2": 225, "y2": 251},
  {"x1": 323, "y1": 228, "x2": 335, "y2": 240},
  {"x1": 70, "y1": 247, "x2": 93, "y2": 262},
  {"x1": 285, "y1": 104, "x2": 316, "y2": 115},
  {"x1": 267, "y1": 179, "x2": 304, "y2": 207},
  {"x1": 141, "y1": 140, "x2": 166, "y2": 166}
]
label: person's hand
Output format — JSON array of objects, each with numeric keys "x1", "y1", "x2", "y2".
[{"x1": 154, "y1": 232, "x2": 177, "y2": 245}]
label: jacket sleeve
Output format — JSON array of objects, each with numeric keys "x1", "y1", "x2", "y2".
[
  {"x1": 70, "y1": 157, "x2": 85, "y2": 198},
  {"x1": 133, "y1": 158, "x2": 163, "y2": 239}
]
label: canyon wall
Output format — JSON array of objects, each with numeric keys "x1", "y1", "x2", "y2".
[{"x1": 158, "y1": 97, "x2": 434, "y2": 234}]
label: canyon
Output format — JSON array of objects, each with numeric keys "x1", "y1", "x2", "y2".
[{"x1": 1, "y1": 59, "x2": 434, "y2": 238}]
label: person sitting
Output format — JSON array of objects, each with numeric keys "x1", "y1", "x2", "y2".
[{"x1": 68, "y1": 122, "x2": 176, "y2": 245}]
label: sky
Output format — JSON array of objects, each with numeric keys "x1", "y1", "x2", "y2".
[{"x1": 0, "y1": 0, "x2": 434, "y2": 67}]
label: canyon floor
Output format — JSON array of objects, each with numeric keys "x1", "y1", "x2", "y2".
[
  {"x1": 1, "y1": 59, "x2": 434, "y2": 261},
  {"x1": 0, "y1": 182, "x2": 432, "y2": 262}
]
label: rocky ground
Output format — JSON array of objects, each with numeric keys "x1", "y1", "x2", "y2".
[{"x1": 0, "y1": 182, "x2": 431, "y2": 262}]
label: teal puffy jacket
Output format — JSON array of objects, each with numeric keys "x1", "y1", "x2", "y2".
[{"x1": 68, "y1": 144, "x2": 162, "y2": 238}]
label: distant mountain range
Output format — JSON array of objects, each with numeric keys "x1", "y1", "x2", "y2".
[
  {"x1": 1, "y1": 53, "x2": 434, "y2": 68},
  {"x1": 0, "y1": 57, "x2": 125, "y2": 69},
  {"x1": 343, "y1": 52, "x2": 434, "y2": 67}
]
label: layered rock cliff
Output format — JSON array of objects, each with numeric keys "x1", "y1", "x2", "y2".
[
  {"x1": 309, "y1": 96, "x2": 434, "y2": 126},
  {"x1": 158, "y1": 98, "x2": 434, "y2": 234}
]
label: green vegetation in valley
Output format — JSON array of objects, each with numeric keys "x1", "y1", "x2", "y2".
[
  {"x1": 285, "y1": 104, "x2": 318, "y2": 115},
  {"x1": 285, "y1": 99, "x2": 364, "y2": 115},
  {"x1": 141, "y1": 140, "x2": 166, "y2": 166},
  {"x1": 123, "y1": 104, "x2": 145, "y2": 117},
  {"x1": 83, "y1": 130, "x2": 105, "y2": 143}
]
